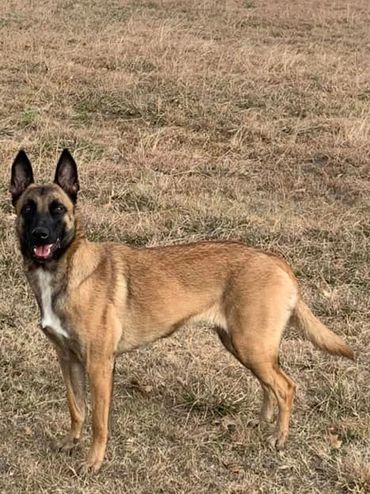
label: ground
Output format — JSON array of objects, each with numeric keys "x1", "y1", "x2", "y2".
[{"x1": 0, "y1": 0, "x2": 369, "y2": 492}]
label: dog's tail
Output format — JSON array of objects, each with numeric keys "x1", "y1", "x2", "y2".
[{"x1": 292, "y1": 299, "x2": 354, "y2": 359}]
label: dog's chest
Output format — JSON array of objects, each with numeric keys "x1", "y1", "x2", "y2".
[{"x1": 36, "y1": 269, "x2": 69, "y2": 340}]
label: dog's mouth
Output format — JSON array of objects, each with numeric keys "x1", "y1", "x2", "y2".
[{"x1": 33, "y1": 241, "x2": 59, "y2": 261}]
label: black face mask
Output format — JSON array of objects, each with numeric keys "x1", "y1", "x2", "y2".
[{"x1": 20, "y1": 198, "x2": 75, "y2": 263}]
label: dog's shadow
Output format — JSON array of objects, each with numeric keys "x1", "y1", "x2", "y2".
[{"x1": 114, "y1": 372, "x2": 254, "y2": 422}]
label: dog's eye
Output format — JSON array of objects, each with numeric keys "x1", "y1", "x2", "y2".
[
  {"x1": 22, "y1": 202, "x2": 34, "y2": 215},
  {"x1": 50, "y1": 202, "x2": 66, "y2": 215}
]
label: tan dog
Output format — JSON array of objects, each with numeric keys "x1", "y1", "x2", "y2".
[{"x1": 10, "y1": 149, "x2": 353, "y2": 473}]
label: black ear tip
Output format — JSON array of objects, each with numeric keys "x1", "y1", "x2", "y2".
[
  {"x1": 14, "y1": 149, "x2": 29, "y2": 161},
  {"x1": 10, "y1": 149, "x2": 34, "y2": 202},
  {"x1": 60, "y1": 148, "x2": 74, "y2": 160},
  {"x1": 12, "y1": 150, "x2": 32, "y2": 175}
]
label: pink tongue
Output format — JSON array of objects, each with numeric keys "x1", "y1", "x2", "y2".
[{"x1": 34, "y1": 244, "x2": 53, "y2": 258}]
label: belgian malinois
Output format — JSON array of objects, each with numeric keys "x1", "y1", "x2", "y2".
[{"x1": 10, "y1": 149, "x2": 353, "y2": 473}]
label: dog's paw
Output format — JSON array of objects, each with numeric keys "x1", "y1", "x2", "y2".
[
  {"x1": 53, "y1": 435, "x2": 80, "y2": 454},
  {"x1": 267, "y1": 432, "x2": 287, "y2": 451},
  {"x1": 78, "y1": 458, "x2": 103, "y2": 475}
]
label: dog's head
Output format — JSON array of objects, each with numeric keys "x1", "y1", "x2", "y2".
[{"x1": 10, "y1": 149, "x2": 80, "y2": 264}]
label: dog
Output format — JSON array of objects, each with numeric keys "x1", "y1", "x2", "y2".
[{"x1": 10, "y1": 149, "x2": 353, "y2": 473}]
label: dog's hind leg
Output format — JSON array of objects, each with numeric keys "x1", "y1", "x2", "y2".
[
  {"x1": 216, "y1": 327, "x2": 275, "y2": 424},
  {"x1": 236, "y1": 340, "x2": 295, "y2": 446},
  {"x1": 247, "y1": 358, "x2": 295, "y2": 449},
  {"x1": 55, "y1": 350, "x2": 86, "y2": 452},
  {"x1": 221, "y1": 327, "x2": 296, "y2": 448},
  {"x1": 259, "y1": 383, "x2": 275, "y2": 423},
  {"x1": 222, "y1": 269, "x2": 297, "y2": 448}
]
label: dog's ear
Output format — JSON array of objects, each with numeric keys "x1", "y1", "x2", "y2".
[
  {"x1": 54, "y1": 149, "x2": 80, "y2": 203},
  {"x1": 10, "y1": 150, "x2": 34, "y2": 206}
]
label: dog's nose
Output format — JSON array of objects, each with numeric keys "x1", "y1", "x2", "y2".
[{"x1": 32, "y1": 227, "x2": 50, "y2": 243}]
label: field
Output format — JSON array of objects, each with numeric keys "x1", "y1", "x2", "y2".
[{"x1": 0, "y1": 0, "x2": 369, "y2": 492}]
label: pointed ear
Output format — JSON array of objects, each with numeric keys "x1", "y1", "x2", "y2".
[
  {"x1": 10, "y1": 150, "x2": 34, "y2": 205},
  {"x1": 54, "y1": 149, "x2": 80, "y2": 203}
]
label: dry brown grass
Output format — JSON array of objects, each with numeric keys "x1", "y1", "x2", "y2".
[{"x1": 0, "y1": 0, "x2": 369, "y2": 492}]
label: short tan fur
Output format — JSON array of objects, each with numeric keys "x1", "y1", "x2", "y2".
[{"x1": 10, "y1": 149, "x2": 353, "y2": 473}]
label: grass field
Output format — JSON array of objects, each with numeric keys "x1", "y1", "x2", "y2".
[{"x1": 0, "y1": 0, "x2": 369, "y2": 492}]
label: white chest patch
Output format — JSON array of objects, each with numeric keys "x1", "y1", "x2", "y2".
[{"x1": 36, "y1": 269, "x2": 69, "y2": 339}]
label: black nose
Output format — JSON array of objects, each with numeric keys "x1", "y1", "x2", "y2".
[{"x1": 32, "y1": 227, "x2": 49, "y2": 243}]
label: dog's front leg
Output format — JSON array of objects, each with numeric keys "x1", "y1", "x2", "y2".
[
  {"x1": 80, "y1": 356, "x2": 115, "y2": 474},
  {"x1": 55, "y1": 350, "x2": 86, "y2": 452}
]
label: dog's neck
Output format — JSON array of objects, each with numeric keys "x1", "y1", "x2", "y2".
[{"x1": 24, "y1": 233, "x2": 103, "y2": 296}]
